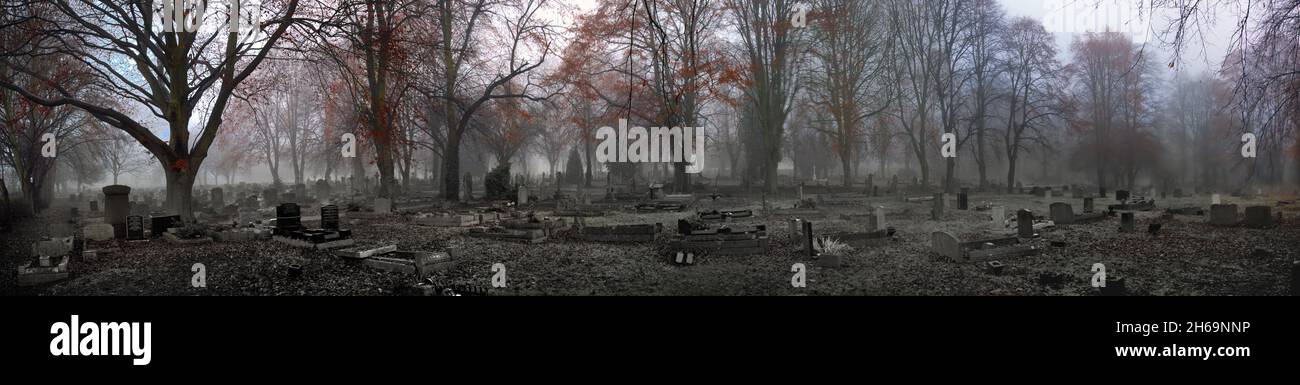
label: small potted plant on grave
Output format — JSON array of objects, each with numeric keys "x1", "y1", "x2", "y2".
[{"x1": 814, "y1": 236, "x2": 853, "y2": 268}]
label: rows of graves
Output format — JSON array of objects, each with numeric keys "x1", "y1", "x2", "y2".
[{"x1": 15, "y1": 179, "x2": 1297, "y2": 295}]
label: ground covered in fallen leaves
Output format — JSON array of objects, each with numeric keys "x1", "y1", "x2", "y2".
[{"x1": 3, "y1": 191, "x2": 1297, "y2": 296}]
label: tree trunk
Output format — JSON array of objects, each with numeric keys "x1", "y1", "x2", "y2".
[
  {"x1": 441, "y1": 130, "x2": 463, "y2": 201},
  {"x1": 840, "y1": 149, "x2": 853, "y2": 187},
  {"x1": 1006, "y1": 154, "x2": 1018, "y2": 195},
  {"x1": 164, "y1": 167, "x2": 197, "y2": 221}
]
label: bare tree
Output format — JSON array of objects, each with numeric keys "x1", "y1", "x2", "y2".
[{"x1": 0, "y1": 0, "x2": 300, "y2": 220}]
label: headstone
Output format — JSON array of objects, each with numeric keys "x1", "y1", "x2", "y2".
[
  {"x1": 1210, "y1": 204, "x2": 1238, "y2": 226},
  {"x1": 803, "y1": 221, "x2": 815, "y2": 257},
  {"x1": 1244, "y1": 206, "x2": 1273, "y2": 229},
  {"x1": 314, "y1": 179, "x2": 332, "y2": 199},
  {"x1": 126, "y1": 215, "x2": 145, "y2": 240},
  {"x1": 463, "y1": 173, "x2": 474, "y2": 200},
  {"x1": 374, "y1": 198, "x2": 392, "y2": 213},
  {"x1": 102, "y1": 185, "x2": 131, "y2": 238},
  {"x1": 211, "y1": 187, "x2": 225, "y2": 208},
  {"x1": 294, "y1": 184, "x2": 308, "y2": 201},
  {"x1": 866, "y1": 213, "x2": 879, "y2": 232},
  {"x1": 1050, "y1": 202, "x2": 1074, "y2": 225},
  {"x1": 931, "y1": 193, "x2": 944, "y2": 220},
  {"x1": 263, "y1": 188, "x2": 279, "y2": 208},
  {"x1": 276, "y1": 203, "x2": 303, "y2": 233},
  {"x1": 873, "y1": 206, "x2": 885, "y2": 231},
  {"x1": 788, "y1": 218, "x2": 802, "y2": 235},
  {"x1": 321, "y1": 205, "x2": 340, "y2": 231},
  {"x1": 1017, "y1": 209, "x2": 1035, "y2": 238},
  {"x1": 1119, "y1": 212, "x2": 1135, "y2": 233},
  {"x1": 958, "y1": 188, "x2": 969, "y2": 210},
  {"x1": 931, "y1": 231, "x2": 961, "y2": 262},
  {"x1": 32, "y1": 237, "x2": 74, "y2": 257},
  {"x1": 1116, "y1": 190, "x2": 1130, "y2": 202},
  {"x1": 150, "y1": 214, "x2": 182, "y2": 237},
  {"x1": 517, "y1": 185, "x2": 529, "y2": 205},
  {"x1": 83, "y1": 224, "x2": 115, "y2": 241},
  {"x1": 1211, "y1": 194, "x2": 1221, "y2": 205},
  {"x1": 89, "y1": 200, "x2": 99, "y2": 212},
  {"x1": 991, "y1": 206, "x2": 1005, "y2": 230},
  {"x1": 1083, "y1": 197, "x2": 1095, "y2": 213}
]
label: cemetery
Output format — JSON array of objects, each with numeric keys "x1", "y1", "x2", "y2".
[
  {"x1": 3, "y1": 179, "x2": 1298, "y2": 296},
  {"x1": 1, "y1": 0, "x2": 1299, "y2": 298}
]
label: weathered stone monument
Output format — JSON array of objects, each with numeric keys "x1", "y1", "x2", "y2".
[
  {"x1": 1083, "y1": 197, "x2": 1095, "y2": 213},
  {"x1": 275, "y1": 203, "x2": 304, "y2": 235},
  {"x1": 931, "y1": 193, "x2": 944, "y2": 220},
  {"x1": 991, "y1": 206, "x2": 1005, "y2": 230},
  {"x1": 1211, "y1": 193, "x2": 1222, "y2": 205},
  {"x1": 102, "y1": 185, "x2": 131, "y2": 239},
  {"x1": 1116, "y1": 190, "x2": 1130, "y2": 202},
  {"x1": 293, "y1": 184, "x2": 308, "y2": 201},
  {"x1": 321, "y1": 204, "x2": 340, "y2": 231},
  {"x1": 83, "y1": 224, "x2": 115, "y2": 242},
  {"x1": 1017, "y1": 209, "x2": 1035, "y2": 238},
  {"x1": 211, "y1": 187, "x2": 225, "y2": 208},
  {"x1": 1119, "y1": 212, "x2": 1135, "y2": 233},
  {"x1": 1244, "y1": 206, "x2": 1274, "y2": 229},
  {"x1": 931, "y1": 231, "x2": 961, "y2": 262},
  {"x1": 314, "y1": 179, "x2": 332, "y2": 199},
  {"x1": 374, "y1": 198, "x2": 392, "y2": 213},
  {"x1": 958, "y1": 188, "x2": 969, "y2": 210},
  {"x1": 126, "y1": 215, "x2": 145, "y2": 240},
  {"x1": 517, "y1": 185, "x2": 529, "y2": 205},
  {"x1": 1210, "y1": 204, "x2": 1238, "y2": 226},
  {"x1": 1050, "y1": 202, "x2": 1074, "y2": 225}
]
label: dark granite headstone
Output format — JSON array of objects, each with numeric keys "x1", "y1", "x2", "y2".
[
  {"x1": 150, "y1": 215, "x2": 182, "y2": 237},
  {"x1": 89, "y1": 200, "x2": 99, "y2": 212},
  {"x1": 321, "y1": 205, "x2": 340, "y2": 231},
  {"x1": 103, "y1": 185, "x2": 131, "y2": 238},
  {"x1": 126, "y1": 215, "x2": 145, "y2": 240},
  {"x1": 1083, "y1": 197, "x2": 1095, "y2": 213},
  {"x1": 958, "y1": 188, "x2": 969, "y2": 210},
  {"x1": 211, "y1": 187, "x2": 225, "y2": 208},
  {"x1": 1116, "y1": 190, "x2": 1130, "y2": 202},
  {"x1": 276, "y1": 203, "x2": 303, "y2": 234},
  {"x1": 1017, "y1": 209, "x2": 1035, "y2": 238}
]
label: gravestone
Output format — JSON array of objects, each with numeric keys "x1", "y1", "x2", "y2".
[
  {"x1": 1211, "y1": 194, "x2": 1221, "y2": 205},
  {"x1": 788, "y1": 218, "x2": 802, "y2": 235},
  {"x1": 1050, "y1": 203, "x2": 1074, "y2": 225},
  {"x1": 931, "y1": 231, "x2": 961, "y2": 262},
  {"x1": 463, "y1": 173, "x2": 474, "y2": 200},
  {"x1": 293, "y1": 184, "x2": 308, "y2": 201},
  {"x1": 991, "y1": 206, "x2": 1005, "y2": 230},
  {"x1": 1017, "y1": 209, "x2": 1035, "y2": 238},
  {"x1": 1116, "y1": 190, "x2": 1130, "y2": 202},
  {"x1": 33, "y1": 237, "x2": 75, "y2": 257},
  {"x1": 931, "y1": 193, "x2": 944, "y2": 220},
  {"x1": 263, "y1": 189, "x2": 279, "y2": 208},
  {"x1": 1083, "y1": 197, "x2": 1095, "y2": 213},
  {"x1": 803, "y1": 221, "x2": 815, "y2": 257},
  {"x1": 958, "y1": 188, "x2": 969, "y2": 210},
  {"x1": 517, "y1": 185, "x2": 529, "y2": 205},
  {"x1": 276, "y1": 203, "x2": 303, "y2": 234},
  {"x1": 321, "y1": 205, "x2": 340, "y2": 231},
  {"x1": 866, "y1": 174, "x2": 874, "y2": 194},
  {"x1": 873, "y1": 206, "x2": 886, "y2": 231},
  {"x1": 150, "y1": 214, "x2": 182, "y2": 237},
  {"x1": 102, "y1": 185, "x2": 131, "y2": 239},
  {"x1": 83, "y1": 224, "x2": 115, "y2": 242},
  {"x1": 1244, "y1": 206, "x2": 1273, "y2": 229},
  {"x1": 126, "y1": 215, "x2": 145, "y2": 240},
  {"x1": 1210, "y1": 204, "x2": 1238, "y2": 226},
  {"x1": 211, "y1": 187, "x2": 225, "y2": 208},
  {"x1": 1119, "y1": 212, "x2": 1135, "y2": 233},
  {"x1": 374, "y1": 198, "x2": 392, "y2": 213},
  {"x1": 314, "y1": 179, "x2": 332, "y2": 199},
  {"x1": 89, "y1": 200, "x2": 99, "y2": 213}
]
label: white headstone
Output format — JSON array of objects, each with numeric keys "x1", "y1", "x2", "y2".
[
  {"x1": 873, "y1": 206, "x2": 885, "y2": 231},
  {"x1": 1212, "y1": 194, "x2": 1221, "y2": 204},
  {"x1": 991, "y1": 206, "x2": 1005, "y2": 230},
  {"x1": 84, "y1": 224, "x2": 115, "y2": 241},
  {"x1": 517, "y1": 186, "x2": 529, "y2": 205}
]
